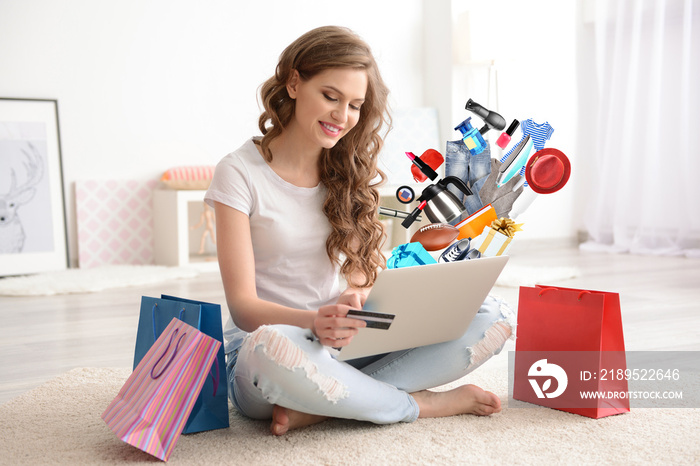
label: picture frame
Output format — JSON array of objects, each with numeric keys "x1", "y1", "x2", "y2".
[{"x1": 0, "y1": 98, "x2": 68, "y2": 276}]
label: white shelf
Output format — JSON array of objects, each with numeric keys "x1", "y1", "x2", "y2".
[{"x1": 152, "y1": 189, "x2": 219, "y2": 271}]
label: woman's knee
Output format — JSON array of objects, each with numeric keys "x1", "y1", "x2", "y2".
[
  {"x1": 241, "y1": 325, "x2": 314, "y2": 368},
  {"x1": 238, "y1": 325, "x2": 349, "y2": 403},
  {"x1": 467, "y1": 295, "x2": 516, "y2": 369}
]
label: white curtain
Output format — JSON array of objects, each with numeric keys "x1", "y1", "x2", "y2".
[{"x1": 581, "y1": 0, "x2": 700, "y2": 257}]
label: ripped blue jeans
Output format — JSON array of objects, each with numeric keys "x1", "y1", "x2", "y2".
[
  {"x1": 445, "y1": 139, "x2": 492, "y2": 218},
  {"x1": 226, "y1": 295, "x2": 514, "y2": 424}
]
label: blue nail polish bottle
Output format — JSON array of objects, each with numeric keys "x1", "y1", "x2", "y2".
[{"x1": 454, "y1": 117, "x2": 487, "y2": 155}]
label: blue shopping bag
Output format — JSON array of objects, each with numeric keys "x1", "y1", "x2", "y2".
[{"x1": 134, "y1": 295, "x2": 229, "y2": 434}]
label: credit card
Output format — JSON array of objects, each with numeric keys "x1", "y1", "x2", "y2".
[{"x1": 347, "y1": 309, "x2": 395, "y2": 330}]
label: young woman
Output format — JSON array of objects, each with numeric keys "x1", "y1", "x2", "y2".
[{"x1": 204, "y1": 26, "x2": 515, "y2": 436}]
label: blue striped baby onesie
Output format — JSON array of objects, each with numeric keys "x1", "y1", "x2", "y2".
[{"x1": 499, "y1": 119, "x2": 554, "y2": 186}]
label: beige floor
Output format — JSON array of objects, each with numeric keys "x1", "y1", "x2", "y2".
[{"x1": 1, "y1": 240, "x2": 699, "y2": 405}]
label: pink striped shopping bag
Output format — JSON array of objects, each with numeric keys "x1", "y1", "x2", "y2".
[{"x1": 102, "y1": 317, "x2": 221, "y2": 461}]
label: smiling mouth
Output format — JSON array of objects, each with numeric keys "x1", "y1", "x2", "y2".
[{"x1": 320, "y1": 121, "x2": 342, "y2": 135}]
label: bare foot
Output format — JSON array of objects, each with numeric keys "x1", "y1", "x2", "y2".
[
  {"x1": 270, "y1": 405, "x2": 328, "y2": 436},
  {"x1": 411, "y1": 384, "x2": 502, "y2": 418}
]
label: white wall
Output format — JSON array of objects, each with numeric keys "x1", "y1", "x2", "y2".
[
  {"x1": 0, "y1": 0, "x2": 579, "y2": 267},
  {"x1": 0, "y1": 0, "x2": 425, "y2": 265}
]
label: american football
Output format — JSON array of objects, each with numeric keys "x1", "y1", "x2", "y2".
[{"x1": 410, "y1": 223, "x2": 459, "y2": 251}]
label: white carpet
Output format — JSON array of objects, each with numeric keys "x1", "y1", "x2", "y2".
[
  {"x1": 495, "y1": 264, "x2": 579, "y2": 288},
  {"x1": 1, "y1": 357, "x2": 697, "y2": 465},
  {"x1": 0, "y1": 262, "x2": 573, "y2": 296},
  {"x1": 0, "y1": 265, "x2": 200, "y2": 296}
]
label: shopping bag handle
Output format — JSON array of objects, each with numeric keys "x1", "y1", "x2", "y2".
[
  {"x1": 151, "y1": 327, "x2": 187, "y2": 379},
  {"x1": 536, "y1": 286, "x2": 558, "y2": 296},
  {"x1": 151, "y1": 303, "x2": 186, "y2": 340},
  {"x1": 151, "y1": 303, "x2": 220, "y2": 395},
  {"x1": 536, "y1": 286, "x2": 592, "y2": 301}
]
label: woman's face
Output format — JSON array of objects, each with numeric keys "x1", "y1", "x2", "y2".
[{"x1": 287, "y1": 67, "x2": 368, "y2": 150}]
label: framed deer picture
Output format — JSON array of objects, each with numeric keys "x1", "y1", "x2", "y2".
[{"x1": 0, "y1": 98, "x2": 68, "y2": 276}]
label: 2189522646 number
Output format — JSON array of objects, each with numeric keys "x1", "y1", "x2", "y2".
[{"x1": 599, "y1": 368, "x2": 681, "y2": 381}]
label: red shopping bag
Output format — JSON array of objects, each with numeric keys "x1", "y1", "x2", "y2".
[
  {"x1": 102, "y1": 318, "x2": 221, "y2": 461},
  {"x1": 512, "y1": 285, "x2": 630, "y2": 419}
]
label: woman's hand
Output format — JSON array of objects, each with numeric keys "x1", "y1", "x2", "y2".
[{"x1": 313, "y1": 304, "x2": 366, "y2": 347}]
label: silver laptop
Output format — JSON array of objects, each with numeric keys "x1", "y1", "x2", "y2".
[{"x1": 337, "y1": 255, "x2": 509, "y2": 361}]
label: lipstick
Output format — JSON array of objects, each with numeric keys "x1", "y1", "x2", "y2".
[
  {"x1": 401, "y1": 200, "x2": 427, "y2": 228},
  {"x1": 405, "y1": 152, "x2": 438, "y2": 181}
]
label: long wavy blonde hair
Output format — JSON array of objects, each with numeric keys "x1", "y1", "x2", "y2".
[{"x1": 257, "y1": 26, "x2": 390, "y2": 288}]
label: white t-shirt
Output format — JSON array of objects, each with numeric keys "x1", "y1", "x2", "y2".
[{"x1": 204, "y1": 138, "x2": 341, "y2": 353}]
